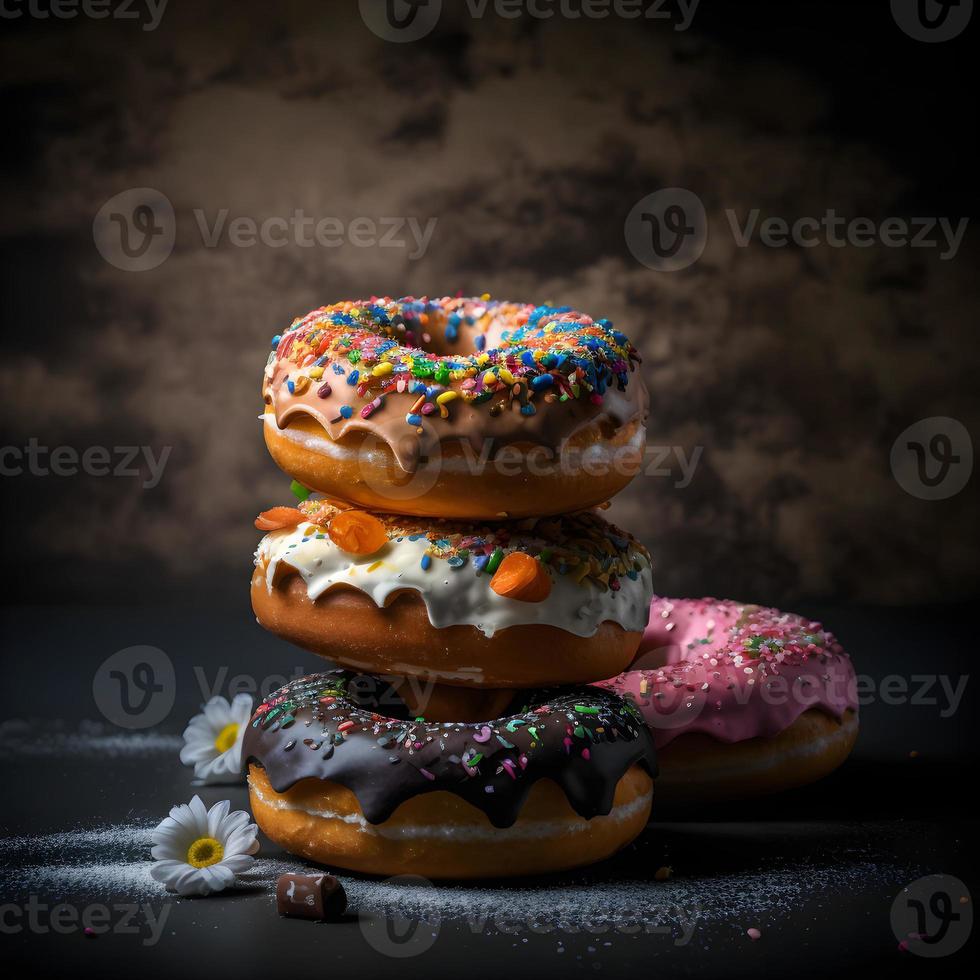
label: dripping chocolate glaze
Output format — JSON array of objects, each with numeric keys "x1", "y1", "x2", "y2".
[
  {"x1": 243, "y1": 671, "x2": 657, "y2": 828},
  {"x1": 264, "y1": 302, "x2": 650, "y2": 473}
]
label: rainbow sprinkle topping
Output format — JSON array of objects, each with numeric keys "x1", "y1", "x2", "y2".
[
  {"x1": 266, "y1": 295, "x2": 641, "y2": 424},
  {"x1": 290, "y1": 498, "x2": 651, "y2": 593}
]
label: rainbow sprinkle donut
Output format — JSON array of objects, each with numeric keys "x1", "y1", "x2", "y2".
[{"x1": 262, "y1": 296, "x2": 649, "y2": 519}]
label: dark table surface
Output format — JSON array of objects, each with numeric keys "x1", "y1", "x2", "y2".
[{"x1": 2, "y1": 599, "x2": 977, "y2": 978}]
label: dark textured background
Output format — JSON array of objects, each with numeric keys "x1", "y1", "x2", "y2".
[
  {"x1": 1, "y1": 0, "x2": 977, "y2": 607},
  {"x1": 1, "y1": 6, "x2": 978, "y2": 977}
]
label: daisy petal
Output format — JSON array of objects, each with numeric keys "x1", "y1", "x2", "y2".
[
  {"x1": 221, "y1": 810, "x2": 250, "y2": 836},
  {"x1": 220, "y1": 854, "x2": 255, "y2": 873},
  {"x1": 207, "y1": 798, "x2": 231, "y2": 837},
  {"x1": 230, "y1": 693, "x2": 254, "y2": 724},
  {"x1": 150, "y1": 859, "x2": 189, "y2": 884},
  {"x1": 167, "y1": 802, "x2": 200, "y2": 837},
  {"x1": 224, "y1": 828, "x2": 258, "y2": 856},
  {"x1": 202, "y1": 697, "x2": 231, "y2": 728},
  {"x1": 188, "y1": 795, "x2": 210, "y2": 831},
  {"x1": 199, "y1": 864, "x2": 234, "y2": 894},
  {"x1": 181, "y1": 742, "x2": 218, "y2": 765}
]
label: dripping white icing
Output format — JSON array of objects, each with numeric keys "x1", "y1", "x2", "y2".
[{"x1": 255, "y1": 524, "x2": 653, "y2": 639}]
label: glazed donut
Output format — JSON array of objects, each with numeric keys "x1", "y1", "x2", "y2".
[
  {"x1": 243, "y1": 671, "x2": 656, "y2": 878},
  {"x1": 596, "y1": 598, "x2": 858, "y2": 802},
  {"x1": 251, "y1": 498, "x2": 653, "y2": 689},
  {"x1": 261, "y1": 296, "x2": 648, "y2": 519}
]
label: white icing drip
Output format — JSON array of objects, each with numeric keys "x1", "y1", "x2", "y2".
[
  {"x1": 249, "y1": 779, "x2": 652, "y2": 842},
  {"x1": 256, "y1": 524, "x2": 653, "y2": 639}
]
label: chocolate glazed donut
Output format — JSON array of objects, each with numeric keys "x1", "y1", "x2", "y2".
[{"x1": 243, "y1": 671, "x2": 657, "y2": 878}]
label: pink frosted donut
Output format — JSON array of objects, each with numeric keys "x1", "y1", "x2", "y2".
[{"x1": 596, "y1": 597, "x2": 859, "y2": 802}]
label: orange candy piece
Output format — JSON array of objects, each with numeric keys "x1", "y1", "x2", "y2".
[
  {"x1": 255, "y1": 507, "x2": 305, "y2": 531},
  {"x1": 327, "y1": 510, "x2": 388, "y2": 556},
  {"x1": 489, "y1": 552, "x2": 552, "y2": 603}
]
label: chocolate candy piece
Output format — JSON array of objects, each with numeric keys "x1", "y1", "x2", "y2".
[{"x1": 276, "y1": 873, "x2": 347, "y2": 921}]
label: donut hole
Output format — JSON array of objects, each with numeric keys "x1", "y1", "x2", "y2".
[{"x1": 394, "y1": 318, "x2": 486, "y2": 358}]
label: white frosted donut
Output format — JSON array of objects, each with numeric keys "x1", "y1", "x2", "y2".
[{"x1": 251, "y1": 498, "x2": 653, "y2": 689}]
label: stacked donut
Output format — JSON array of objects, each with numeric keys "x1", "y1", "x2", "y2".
[
  {"x1": 244, "y1": 296, "x2": 659, "y2": 879},
  {"x1": 596, "y1": 597, "x2": 859, "y2": 802}
]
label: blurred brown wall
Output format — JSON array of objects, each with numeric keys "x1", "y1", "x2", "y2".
[{"x1": 1, "y1": 0, "x2": 977, "y2": 605}]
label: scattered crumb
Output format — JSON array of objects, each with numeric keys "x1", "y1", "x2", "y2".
[
  {"x1": 0, "y1": 720, "x2": 181, "y2": 758},
  {"x1": 0, "y1": 821, "x2": 918, "y2": 939}
]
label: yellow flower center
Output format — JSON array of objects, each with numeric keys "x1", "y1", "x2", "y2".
[
  {"x1": 186, "y1": 837, "x2": 224, "y2": 868},
  {"x1": 214, "y1": 722, "x2": 239, "y2": 754}
]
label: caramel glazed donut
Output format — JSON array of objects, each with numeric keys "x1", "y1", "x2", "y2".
[
  {"x1": 597, "y1": 598, "x2": 859, "y2": 802},
  {"x1": 243, "y1": 671, "x2": 656, "y2": 878},
  {"x1": 261, "y1": 296, "x2": 649, "y2": 519},
  {"x1": 252, "y1": 499, "x2": 654, "y2": 691}
]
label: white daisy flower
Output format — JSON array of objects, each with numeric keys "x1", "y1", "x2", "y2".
[
  {"x1": 180, "y1": 694, "x2": 253, "y2": 784},
  {"x1": 150, "y1": 796, "x2": 260, "y2": 896}
]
